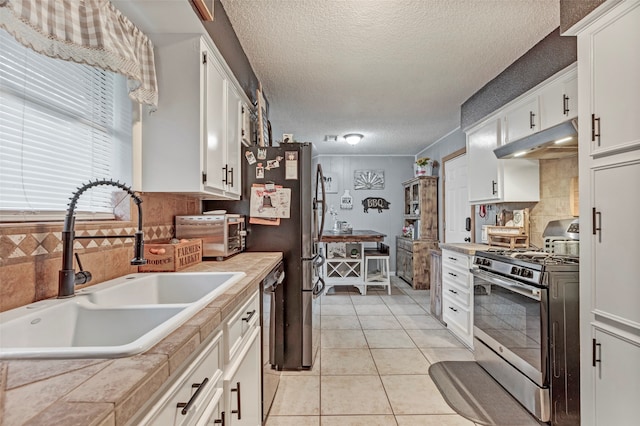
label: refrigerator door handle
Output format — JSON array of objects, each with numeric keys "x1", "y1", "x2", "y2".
[
  {"x1": 314, "y1": 164, "x2": 327, "y2": 239},
  {"x1": 312, "y1": 276, "x2": 325, "y2": 296},
  {"x1": 302, "y1": 252, "x2": 324, "y2": 266}
]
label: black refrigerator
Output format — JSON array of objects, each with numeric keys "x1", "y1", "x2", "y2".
[{"x1": 204, "y1": 142, "x2": 325, "y2": 370}]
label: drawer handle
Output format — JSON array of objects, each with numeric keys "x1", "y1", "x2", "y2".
[
  {"x1": 448, "y1": 306, "x2": 458, "y2": 313},
  {"x1": 448, "y1": 272, "x2": 458, "y2": 278},
  {"x1": 448, "y1": 289, "x2": 458, "y2": 295},
  {"x1": 214, "y1": 411, "x2": 225, "y2": 425},
  {"x1": 242, "y1": 309, "x2": 256, "y2": 322},
  {"x1": 176, "y1": 377, "x2": 209, "y2": 415},
  {"x1": 231, "y1": 381, "x2": 242, "y2": 419},
  {"x1": 447, "y1": 257, "x2": 458, "y2": 261}
]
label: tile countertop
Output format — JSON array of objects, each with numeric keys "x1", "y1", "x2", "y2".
[
  {"x1": 438, "y1": 242, "x2": 491, "y2": 256},
  {"x1": 0, "y1": 252, "x2": 283, "y2": 426}
]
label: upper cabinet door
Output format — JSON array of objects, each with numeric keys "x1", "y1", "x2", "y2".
[
  {"x1": 539, "y1": 67, "x2": 578, "y2": 129},
  {"x1": 225, "y1": 84, "x2": 242, "y2": 197},
  {"x1": 589, "y1": 2, "x2": 640, "y2": 156},
  {"x1": 504, "y1": 96, "x2": 539, "y2": 144},
  {"x1": 467, "y1": 118, "x2": 501, "y2": 203},
  {"x1": 203, "y1": 46, "x2": 228, "y2": 193}
]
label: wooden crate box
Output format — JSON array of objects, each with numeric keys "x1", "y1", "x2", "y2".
[{"x1": 138, "y1": 239, "x2": 202, "y2": 272}]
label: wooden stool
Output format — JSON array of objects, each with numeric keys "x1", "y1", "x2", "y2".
[{"x1": 363, "y1": 251, "x2": 391, "y2": 295}]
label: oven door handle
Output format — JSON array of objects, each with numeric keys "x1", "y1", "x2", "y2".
[{"x1": 472, "y1": 268, "x2": 541, "y2": 301}]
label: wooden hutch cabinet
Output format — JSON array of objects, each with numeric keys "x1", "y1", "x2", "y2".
[{"x1": 396, "y1": 176, "x2": 438, "y2": 289}]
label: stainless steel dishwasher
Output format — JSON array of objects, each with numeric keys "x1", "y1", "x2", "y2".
[{"x1": 262, "y1": 261, "x2": 284, "y2": 422}]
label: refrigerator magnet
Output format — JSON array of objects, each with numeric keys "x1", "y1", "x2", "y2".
[
  {"x1": 245, "y1": 150, "x2": 257, "y2": 165},
  {"x1": 285, "y1": 151, "x2": 298, "y2": 180},
  {"x1": 257, "y1": 148, "x2": 267, "y2": 160},
  {"x1": 266, "y1": 159, "x2": 279, "y2": 170},
  {"x1": 256, "y1": 163, "x2": 265, "y2": 179}
]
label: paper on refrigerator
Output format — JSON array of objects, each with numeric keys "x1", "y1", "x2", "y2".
[{"x1": 249, "y1": 184, "x2": 291, "y2": 219}]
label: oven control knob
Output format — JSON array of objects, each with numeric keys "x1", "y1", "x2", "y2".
[
  {"x1": 511, "y1": 266, "x2": 521, "y2": 275},
  {"x1": 483, "y1": 259, "x2": 491, "y2": 267},
  {"x1": 520, "y1": 269, "x2": 533, "y2": 278}
]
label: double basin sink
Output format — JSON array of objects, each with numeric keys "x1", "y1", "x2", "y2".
[{"x1": 0, "y1": 271, "x2": 245, "y2": 359}]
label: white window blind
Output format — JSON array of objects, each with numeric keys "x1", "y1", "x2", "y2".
[{"x1": 0, "y1": 28, "x2": 132, "y2": 219}]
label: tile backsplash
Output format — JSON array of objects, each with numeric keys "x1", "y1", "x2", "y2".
[{"x1": 0, "y1": 193, "x2": 200, "y2": 312}]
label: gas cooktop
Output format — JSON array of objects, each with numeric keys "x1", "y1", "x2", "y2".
[{"x1": 474, "y1": 249, "x2": 579, "y2": 287}]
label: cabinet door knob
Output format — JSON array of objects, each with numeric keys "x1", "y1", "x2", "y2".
[
  {"x1": 563, "y1": 94, "x2": 570, "y2": 115},
  {"x1": 529, "y1": 111, "x2": 536, "y2": 129},
  {"x1": 591, "y1": 114, "x2": 601, "y2": 145},
  {"x1": 231, "y1": 381, "x2": 242, "y2": 419}
]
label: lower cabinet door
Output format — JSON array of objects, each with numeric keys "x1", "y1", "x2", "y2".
[
  {"x1": 593, "y1": 328, "x2": 640, "y2": 425},
  {"x1": 224, "y1": 327, "x2": 262, "y2": 426}
]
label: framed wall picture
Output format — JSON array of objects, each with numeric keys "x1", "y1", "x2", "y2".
[
  {"x1": 322, "y1": 173, "x2": 338, "y2": 193},
  {"x1": 353, "y1": 170, "x2": 385, "y2": 190}
]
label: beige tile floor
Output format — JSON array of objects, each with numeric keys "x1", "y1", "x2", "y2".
[{"x1": 266, "y1": 277, "x2": 480, "y2": 426}]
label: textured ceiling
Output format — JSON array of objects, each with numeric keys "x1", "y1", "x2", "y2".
[{"x1": 220, "y1": 0, "x2": 560, "y2": 156}]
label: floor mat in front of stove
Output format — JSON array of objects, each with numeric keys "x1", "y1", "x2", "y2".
[{"x1": 429, "y1": 361, "x2": 545, "y2": 425}]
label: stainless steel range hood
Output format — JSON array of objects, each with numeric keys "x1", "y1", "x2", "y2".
[{"x1": 494, "y1": 119, "x2": 578, "y2": 160}]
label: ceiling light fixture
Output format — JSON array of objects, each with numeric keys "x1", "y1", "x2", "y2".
[{"x1": 344, "y1": 133, "x2": 363, "y2": 145}]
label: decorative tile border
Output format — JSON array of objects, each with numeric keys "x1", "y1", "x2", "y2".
[{"x1": 0, "y1": 225, "x2": 174, "y2": 262}]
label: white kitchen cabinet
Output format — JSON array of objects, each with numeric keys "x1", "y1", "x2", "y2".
[
  {"x1": 585, "y1": 2, "x2": 640, "y2": 156},
  {"x1": 592, "y1": 161, "x2": 640, "y2": 325},
  {"x1": 504, "y1": 95, "x2": 539, "y2": 143},
  {"x1": 591, "y1": 326, "x2": 640, "y2": 426},
  {"x1": 241, "y1": 103, "x2": 252, "y2": 146},
  {"x1": 224, "y1": 326, "x2": 262, "y2": 426},
  {"x1": 539, "y1": 66, "x2": 578, "y2": 129},
  {"x1": 467, "y1": 119, "x2": 500, "y2": 202},
  {"x1": 467, "y1": 118, "x2": 540, "y2": 204},
  {"x1": 441, "y1": 249, "x2": 473, "y2": 348},
  {"x1": 128, "y1": 289, "x2": 262, "y2": 426},
  {"x1": 134, "y1": 332, "x2": 224, "y2": 426},
  {"x1": 138, "y1": 35, "x2": 250, "y2": 199},
  {"x1": 568, "y1": 2, "x2": 640, "y2": 424},
  {"x1": 224, "y1": 84, "x2": 243, "y2": 198}
]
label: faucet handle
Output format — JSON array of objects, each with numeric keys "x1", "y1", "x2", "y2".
[{"x1": 74, "y1": 253, "x2": 92, "y2": 285}]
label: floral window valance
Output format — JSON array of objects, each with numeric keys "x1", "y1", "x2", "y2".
[{"x1": 0, "y1": 0, "x2": 158, "y2": 107}]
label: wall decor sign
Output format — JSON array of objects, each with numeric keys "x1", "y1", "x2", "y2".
[
  {"x1": 353, "y1": 170, "x2": 384, "y2": 190},
  {"x1": 362, "y1": 197, "x2": 390, "y2": 213},
  {"x1": 322, "y1": 173, "x2": 337, "y2": 193},
  {"x1": 340, "y1": 190, "x2": 353, "y2": 209}
]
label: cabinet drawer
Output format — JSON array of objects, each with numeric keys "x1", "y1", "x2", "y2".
[
  {"x1": 442, "y1": 282, "x2": 470, "y2": 307},
  {"x1": 140, "y1": 332, "x2": 223, "y2": 426},
  {"x1": 442, "y1": 296, "x2": 471, "y2": 337},
  {"x1": 225, "y1": 291, "x2": 260, "y2": 363},
  {"x1": 396, "y1": 237, "x2": 414, "y2": 252},
  {"x1": 442, "y1": 265, "x2": 470, "y2": 291},
  {"x1": 442, "y1": 251, "x2": 470, "y2": 270}
]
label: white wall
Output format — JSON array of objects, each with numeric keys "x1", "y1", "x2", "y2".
[{"x1": 315, "y1": 155, "x2": 414, "y2": 271}]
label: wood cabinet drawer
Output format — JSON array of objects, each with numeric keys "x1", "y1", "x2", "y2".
[
  {"x1": 139, "y1": 332, "x2": 223, "y2": 426},
  {"x1": 396, "y1": 237, "x2": 414, "y2": 252},
  {"x1": 224, "y1": 291, "x2": 260, "y2": 363}
]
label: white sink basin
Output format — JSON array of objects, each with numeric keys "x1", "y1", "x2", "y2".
[
  {"x1": 80, "y1": 272, "x2": 244, "y2": 306},
  {"x1": 0, "y1": 271, "x2": 245, "y2": 359}
]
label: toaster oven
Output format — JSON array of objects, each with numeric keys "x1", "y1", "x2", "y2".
[{"x1": 175, "y1": 214, "x2": 245, "y2": 260}]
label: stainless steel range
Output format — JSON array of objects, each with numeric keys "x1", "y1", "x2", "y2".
[{"x1": 472, "y1": 220, "x2": 580, "y2": 425}]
